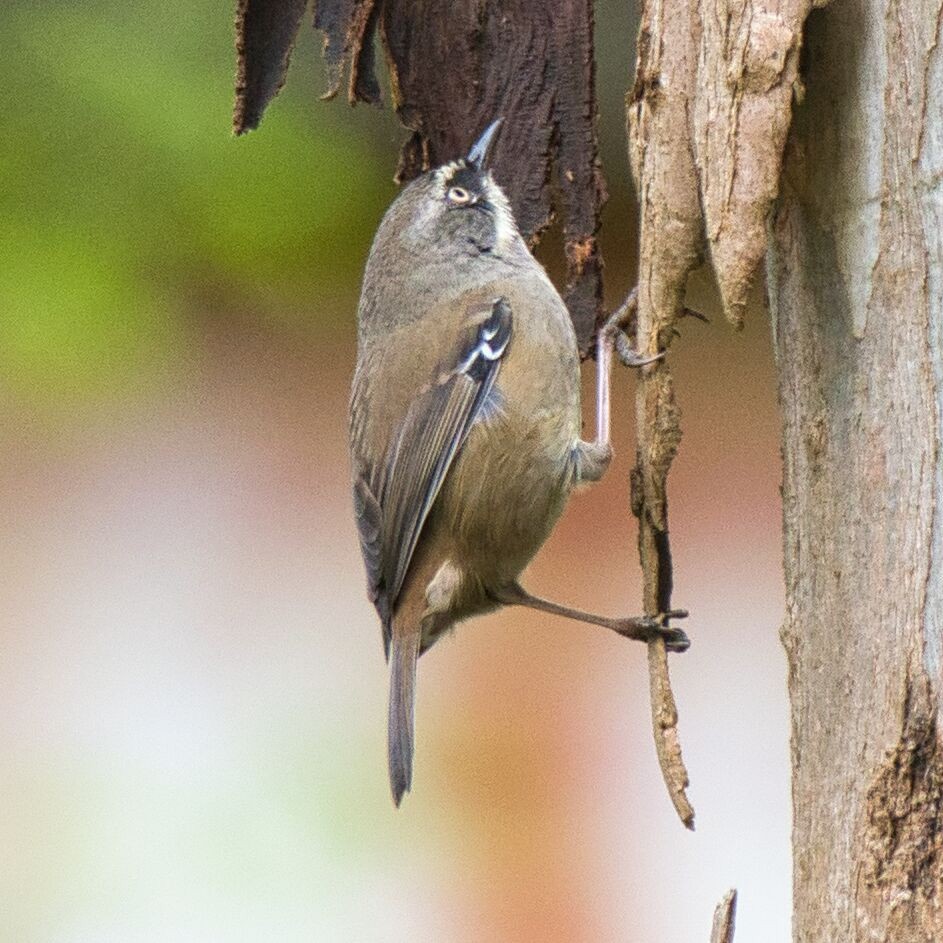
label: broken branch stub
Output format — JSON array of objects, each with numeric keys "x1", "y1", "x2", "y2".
[{"x1": 710, "y1": 890, "x2": 738, "y2": 943}]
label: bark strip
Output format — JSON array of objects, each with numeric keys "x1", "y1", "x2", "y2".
[
  {"x1": 233, "y1": 0, "x2": 309, "y2": 134},
  {"x1": 628, "y1": 0, "x2": 704, "y2": 832}
]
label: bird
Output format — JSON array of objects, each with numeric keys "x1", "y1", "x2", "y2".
[{"x1": 349, "y1": 118, "x2": 688, "y2": 806}]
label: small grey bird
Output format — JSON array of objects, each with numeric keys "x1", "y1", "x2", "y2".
[{"x1": 349, "y1": 120, "x2": 688, "y2": 805}]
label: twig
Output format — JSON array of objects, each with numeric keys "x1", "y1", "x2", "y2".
[
  {"x1": 710, "y1": 889, "x2": 738, "y2": 943},
  {"x1": 598, "y1": 290, "x2": 694, "y2": 828},
  {"x1": 627, "y1": 0, "x2": 706, "y2": 832},
  {"x1": 648, "y1": 638, "x2": 694, "y2": 827},
  {"x1": 631, "y1": 309, "x2": 696, "y2": 830}
]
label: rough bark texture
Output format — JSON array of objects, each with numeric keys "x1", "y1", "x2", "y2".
[
  {"x1": 628, "y1": 1, "x2": 942, "y2": 933},
  {"x1": 768, "y1": 1, "x2": 943, "y2": 939}
]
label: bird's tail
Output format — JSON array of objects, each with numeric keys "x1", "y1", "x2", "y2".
[{"x1": 388, "y1": 626, "x2": 421, "y2": 806}]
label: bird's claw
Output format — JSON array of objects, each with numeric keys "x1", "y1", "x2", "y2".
[
  {"x1": 614, "y1": 331, "x2": 665, "y2": 368},
  {"x1": 599, "y1": 298, "x2": 665, "y2": 368},
  {"x1": 650, "y1": 611, "x2": 690, "y2": 653},
  {"x1": 598, "y1": 287, "x2": 707, "y2": 365},
  {"x1": 615, "y1": 610, "x2": 690, "y2": 653}
]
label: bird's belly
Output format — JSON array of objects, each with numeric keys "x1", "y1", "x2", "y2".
[{"x1": 435, "y1": 398, "x2": 579, "y2": 587}]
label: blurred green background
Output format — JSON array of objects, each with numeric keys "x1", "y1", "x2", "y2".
[{"x1": 0, "y1": 3, "x2": 791, "y2": 941}]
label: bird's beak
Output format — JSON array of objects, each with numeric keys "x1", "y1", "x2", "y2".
[{"x1": 467, "y1": 117, "x2": 503, "y2": 170}]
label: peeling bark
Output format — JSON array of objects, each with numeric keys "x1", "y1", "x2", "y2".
[
  {"x1": 235, "y1": 0, "x2": 606, "y2": 351},
  {"x1": 695, "y1": 2, "x2": 804, "y2": 325},
  {"x1": 233, "y1": 0, "x2": 309, "y2": 134},
  {"x1": 313, "y1": 0, "x2": 379, "y2": 103},
  {"x1": 630, "y1": 0, "x2": 827, "y2": 327},
  {"x1": 768, "y1": 1, "x2": 943, "y2": 938}
]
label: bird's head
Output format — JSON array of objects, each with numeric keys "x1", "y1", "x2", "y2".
[{"x1": 380, "y1": 119, "x2": 518, "y2": 257}]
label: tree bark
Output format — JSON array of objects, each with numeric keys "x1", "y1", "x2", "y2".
[{"x1": 767, "y1": 1, "x2": 943, "y2": 939}]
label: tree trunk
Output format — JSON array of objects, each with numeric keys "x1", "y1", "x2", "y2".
[{"x1": 767, "y1": 1, "x2": 943, "y2": 939}]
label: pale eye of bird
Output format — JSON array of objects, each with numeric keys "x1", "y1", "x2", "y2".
[{"x1": 447, "y1": 186, "x2": 471, "y2": 205}]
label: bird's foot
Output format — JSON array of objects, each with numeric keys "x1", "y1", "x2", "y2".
[
  {"x1": 598, "y1": 287, "x2": 709, "y2": 364},
  {"x1": 613, "y1": 610, "x2": 690, "y2": 653},
  {"x1": 599, "y1": 291, "x2": 664, "y2": 368}
]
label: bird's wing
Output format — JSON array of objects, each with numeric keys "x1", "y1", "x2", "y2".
[{"x1": 351, "y1": 297, "x2": 513, "y2": 656}]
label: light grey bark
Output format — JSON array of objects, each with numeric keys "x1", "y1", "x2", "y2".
[{"x1": 767, "y1": 1, "x2": 943, "y2": 939}]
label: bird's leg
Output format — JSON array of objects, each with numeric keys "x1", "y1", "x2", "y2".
[
  {"x1": 579, "y1": 289, "x2": 709, "y2": 483},
  {"x1": 556, "y1": 289, "x2": 700, "y2": 649},
  {"x1": 596, "y1": 288, "x2": 665, "y2": 446},
  {"x1": 577, "y1": 289, "x2": 662, "y2": 483},
  {"x1": 492, "y1": 583, "x2": 690, "y2": 653}
]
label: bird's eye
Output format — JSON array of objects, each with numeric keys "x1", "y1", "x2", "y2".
[{"x1": 447, "y1": 186, "x2": 471, "y2": 205}]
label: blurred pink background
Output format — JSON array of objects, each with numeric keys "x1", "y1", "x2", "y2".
[{"x1": 0, "y1": 310, "x2": 788, "y2": 942}]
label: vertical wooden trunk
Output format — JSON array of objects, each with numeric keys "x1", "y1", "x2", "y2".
[{"x1": 767, "y1": 1, "x2": 943, "y2": 939}]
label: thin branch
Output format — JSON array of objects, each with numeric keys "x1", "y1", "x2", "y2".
[
  {"x1": 628, "y1": 0, "x2": 704, "y2": 834},
  {"x1": 647, "y1": 638, "x2": 694, "y2": 827},
  {"x1": 630, "y1": 324, "x2": 695, "y2": 830}
]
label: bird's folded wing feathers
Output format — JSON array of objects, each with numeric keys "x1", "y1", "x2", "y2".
[{"x1": 351, "y1": 297, "x2": 513, "y2": 656}]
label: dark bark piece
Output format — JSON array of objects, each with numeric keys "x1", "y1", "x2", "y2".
[
  {"x1": 313, "y1": 0, "x2": 381, "y2": 104},
  {"x1": 380, "y1": 2, "x2": 556, "y2": 232},
  {"x1": 234, "y1": 0, "x2": 309, "y2": 134},
  {"x1": 379, "y1": 0, "x2": 604, "y2": 352},
  {"x1": 552, "y1": 4, "x2": 607, "y2": 341},
  {"x1": 234, "y1": 0, "x2": 606, "y2": 351}
]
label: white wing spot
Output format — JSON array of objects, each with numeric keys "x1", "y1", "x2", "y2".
[{"x1": 457, "y1": 331, "x2": 508, "y2": 375}]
